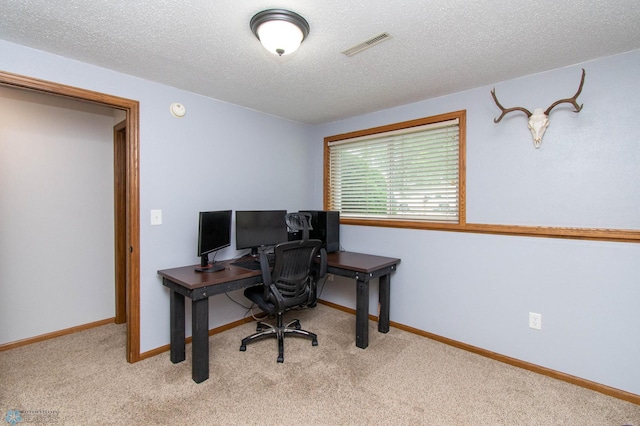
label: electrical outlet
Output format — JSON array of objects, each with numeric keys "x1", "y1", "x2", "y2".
[{"x1": 529, "y1": 312, "x2": 542, "y2": 330}]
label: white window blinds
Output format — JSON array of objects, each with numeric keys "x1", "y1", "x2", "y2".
[{"x1": 327, "y1": 118, "x2": 460, "y2": 223}]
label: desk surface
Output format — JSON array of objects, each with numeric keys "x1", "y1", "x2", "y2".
[
  {"x1": 158, "y1": 251, "x2": 401, "y2": 290},
  {"x1": 157, "y1": 259, "x2": 260, "y2": 290},
  {"x1": 326, "y1": 251, "x2": 400, "y2": 273}
]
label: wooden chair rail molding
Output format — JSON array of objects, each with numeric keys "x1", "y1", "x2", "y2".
[
  {"x1": 464, "y1": 223, "x2": 640, "y2": 243},
  {"x1": 341, "y1": 218, "x2": 640, "y2": 243}
]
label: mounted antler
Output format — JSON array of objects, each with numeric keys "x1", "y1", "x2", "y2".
[
  {"x1": 544, "y1": 68, "x2": 586, "y2": 116},
  {"x1": 490, "y1": 89, "x2": 532, "y2": 123},
  {"x1": 491, "y1": 68, "x2": 586, "y2": 148}
]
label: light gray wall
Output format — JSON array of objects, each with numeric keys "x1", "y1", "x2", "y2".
[
  {"x1": 0, "y1": 39, "x2": 315, "y2": 352},
  {"x1": 0, "y1": 86, "x2": 116, "y2": 343},
  {"x1": 311, "y1": 50, "x2": 640, "y2": 395}
]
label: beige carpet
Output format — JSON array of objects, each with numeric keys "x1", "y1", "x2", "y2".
[{"x1": 1, "y1": 304, "x2": 639, "y2": 425}]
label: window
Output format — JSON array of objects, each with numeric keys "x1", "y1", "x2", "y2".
[{"x1": 324, "y1": 110, "x2": 465, "y2": 228}]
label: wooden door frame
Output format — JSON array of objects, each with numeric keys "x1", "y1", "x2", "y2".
[
  {"x1": 113, "y1": 120, "x2": 127, "y2": 325},
  {"x1": 0, "y1": 71, "x2": 141, "y2": 363}
]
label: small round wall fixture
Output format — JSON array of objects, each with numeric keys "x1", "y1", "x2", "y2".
[
  {"x1": 250, "y1": 9, "x2": 310, "y2": 56},
  {"x1": 170, "y1": 102, "x2": 186, "y2": 118}
]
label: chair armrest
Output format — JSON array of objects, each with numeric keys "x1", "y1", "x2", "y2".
[
  {"x1": 259, "y1": 251, "x2": 272, "y2": 300},
  {"x1": 269, "y1": 283, "x2": 286, "y2": 311}
]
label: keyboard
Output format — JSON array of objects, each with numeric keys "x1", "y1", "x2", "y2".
[
  {"x1": 231, "y1": 260, "x2": 261, "y2": 271},
  {"x1": 231, "y1": 254, "x2": 275, "y2": 271}
]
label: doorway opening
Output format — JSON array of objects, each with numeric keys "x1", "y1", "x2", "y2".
[{"x1": 0, "y1": 71, "x2": 141, "y2": 362}]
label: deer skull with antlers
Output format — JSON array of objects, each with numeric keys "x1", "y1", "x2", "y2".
[{"x1": 491, "y1": 68, "x2": 585, "y2": 148}]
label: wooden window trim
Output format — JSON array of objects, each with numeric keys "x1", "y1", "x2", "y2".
[{"x1": 325, "y1": 110, "x2": 466, "y2": 227}]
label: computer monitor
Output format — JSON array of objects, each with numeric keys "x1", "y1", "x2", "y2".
[
  {"x1": 235, "y1": 210, "x2": 288, "y2": 256},
  {"x1": 196, "y1": 210, "x2": 232, "y2": 272}
]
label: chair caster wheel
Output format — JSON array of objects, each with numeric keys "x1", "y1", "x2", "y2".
[
  {"x1": 277, "y1": 356, "x2": 284, "y2": 363},
  {"x1": 240, "y1": 345, "x2": 246, "y2": 351},
  {"x1": 312, "y1": 339, "x2": 318, "y2": 346}
]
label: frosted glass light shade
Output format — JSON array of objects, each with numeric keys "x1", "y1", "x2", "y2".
[
  {"x1": 250, "y1": 9, "x2": 310, "y2": 57},
  {"x1": 256, "y1": 20, "x2": 303, "y2": 56}
]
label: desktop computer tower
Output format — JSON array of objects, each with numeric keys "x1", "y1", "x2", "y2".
[{"x1": 300, "y1": 210, "x2": 340, "y2": 253}]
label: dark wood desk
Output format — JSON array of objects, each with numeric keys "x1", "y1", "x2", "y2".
[
  {"x1": 324, "y1": 251, "x2": 400, "y2": 349},
  {"x1": 158, "y1": 251, "x2": 400, "y2": 383}
]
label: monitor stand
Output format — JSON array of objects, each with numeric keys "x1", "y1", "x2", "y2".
[
  {"x1": 194, "y1": 263, "x2": 225, "y2": 273},
  {"x1": 195, "y1": 255, "x2": 225, "y2": 273}
]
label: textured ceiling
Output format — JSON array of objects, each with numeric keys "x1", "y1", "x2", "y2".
[{"x1": 1, "y1": 0, "x2": 639, "y2": 125}]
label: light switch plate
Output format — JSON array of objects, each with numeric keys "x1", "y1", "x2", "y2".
[{"x1": 151, "y1": 209, "x2": 162, "y2": 225}]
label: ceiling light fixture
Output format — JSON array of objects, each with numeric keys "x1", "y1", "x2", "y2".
[{"x1": 250, "y1": 9, "x2": 310, "y2": 56}]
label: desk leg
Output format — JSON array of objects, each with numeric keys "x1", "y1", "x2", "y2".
[
  {"x1": 191, "y1": 298, "x2": 209, "y2": 383},
  {"x1": 378, "y1": 274, "x2": 390, "y2": 333},
  {"x1": 355, "y1": 277, "x2": 369, "y2": 349},
  {"x1": 169, "y1": 288, "x2": 186, "y2": 364}
]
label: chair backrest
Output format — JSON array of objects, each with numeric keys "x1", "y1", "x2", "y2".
[{"x1": 260, "y1": 238, "x2": 325, "y2": 309}]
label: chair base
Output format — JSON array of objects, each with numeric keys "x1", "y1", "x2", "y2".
[{"x1": 239, "y1": 317, "x2": 318, "y2": 363}]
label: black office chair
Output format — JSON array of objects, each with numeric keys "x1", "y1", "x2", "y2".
[{"x1": 240, "y1": 214, "x2": 327, "y2": 363}]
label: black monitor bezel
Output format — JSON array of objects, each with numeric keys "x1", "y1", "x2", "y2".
[
  {"x1": 197, "y1": 210, "x2": 232, "y2": 258},
  {"x1": 235, "y1": 210, "x2": 288, "y2": 253}
]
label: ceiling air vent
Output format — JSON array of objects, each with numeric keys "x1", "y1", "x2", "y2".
[{"x1": 341, "y1": 32, "x2": 391, "y2": 57}]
